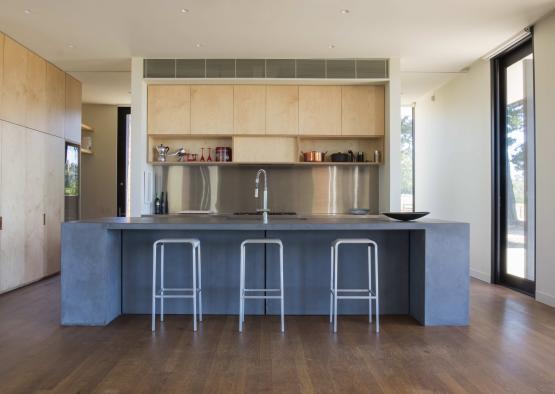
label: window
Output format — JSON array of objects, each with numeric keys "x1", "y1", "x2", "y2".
[
  {"x1": 492, "y1": 37, "x2": 535, "y2": 295},
  {"x1": 401, "y1": 106, "x2": 415, "y2": 212}
]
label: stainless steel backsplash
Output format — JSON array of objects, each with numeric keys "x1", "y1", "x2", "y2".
[{"x1": 154, "y1": 165, "x2": 379, "y2": 214}]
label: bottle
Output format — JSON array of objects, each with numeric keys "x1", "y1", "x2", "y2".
[
  {"x1": 160, "y1": 192, "x2": 165, "y2": 215},
  {"x1": 154, "y1": 194, "x2": 161, "y2": 215},
  {"x1": 164, "y1": 193, "x2": 169, "y2": 214}
]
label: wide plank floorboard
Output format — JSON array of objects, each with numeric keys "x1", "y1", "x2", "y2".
[{"x1": 0, "y1": 277, "x2": 554, "y2": 393}]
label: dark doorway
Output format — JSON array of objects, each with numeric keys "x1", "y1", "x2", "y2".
[
  {"x1": 117, "y1": 107, "x2": 131, "y2": 217},
  {"x1": 492, "y1": 37, "x2": 535, "y2": 295}
]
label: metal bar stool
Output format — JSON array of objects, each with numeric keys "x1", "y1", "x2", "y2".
[
  {"x1": 152, "y1": 239, "x2": 202, "y2": 332},
  {"x1": 330, "y1": 238, "x2": 379, "y2": 333},
  {"x1": 239, "y1": 239, "x2": 284, "y2": 333}
]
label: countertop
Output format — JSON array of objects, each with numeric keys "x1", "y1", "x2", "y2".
[{"x1": 65, "y1": 214, "x2": 467, "y2": 231}]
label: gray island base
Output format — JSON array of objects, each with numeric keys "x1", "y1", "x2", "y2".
[{"x1": 61, "y1": 216, "x2": 469, "y2": 327}]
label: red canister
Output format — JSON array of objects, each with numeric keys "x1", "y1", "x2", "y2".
[{"x1": 215, "y1": 147, "x2": 232, "y2": 162}]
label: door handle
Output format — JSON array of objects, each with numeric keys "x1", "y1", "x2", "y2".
[{"x1": 43, "y1": 213, "x2": 46, "y2": 226}]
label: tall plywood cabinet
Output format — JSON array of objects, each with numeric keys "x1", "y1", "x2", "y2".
[{"x1": 0, "y1": 32, "x2": 79, "y2": 293}]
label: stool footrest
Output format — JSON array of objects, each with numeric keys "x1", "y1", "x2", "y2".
[
  {"x1": 162, "y1": 287, "x2": 200, "y2": 292},
  {"x1": 155, "y1": 294, "x2": 195, "y2": 299},
  {"x1": 243, "y1": 295, "x2": 283, "y2": 299},
  {"x1": 244, "y1": 288, "x2": 281, "y2": 292},
  {"x1": 332, "y1": 288, "x2": 371, "y2": 292},
  {"x1": 336, "y1": 295, "x2": 377, "y2": 300}
]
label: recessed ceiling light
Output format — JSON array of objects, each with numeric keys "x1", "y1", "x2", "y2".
[
  {"x1": 67, "y1": 44, "x2": 75, "y2": 49},
  {"x1": 24, "y1": 9, "x2": 32, "y2": 14},
  {"x1": 180, "y1": 8, "x2": 189, "y2": 13},
  {"x1": 195, "y1": 43, "x2": 202, "y2": 48},
  {"x1": 328, "y1": 44, "x2": 335, "y2": 49},
  {"x1": 340, "y1": 9, "x2": 350, "y2": 14}
]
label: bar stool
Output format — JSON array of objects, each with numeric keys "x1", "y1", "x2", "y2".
[
  {"x1": 330, "y1": 238, "x2": 379, "y2": 333},
  {"x1": 239, "y1": 239, "x2": 284, "y2": 333},
  {"x1": 152, "y1": 239, "x2": 202, "y2": 332}
]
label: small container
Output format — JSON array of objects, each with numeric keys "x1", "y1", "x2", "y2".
[
  {"x1": 373, "y1": 150, "x2": 381, "y2": 163},
  {"x1": 215, "y1": 147, "x2": 232, "y2": 162},
  {"x1": 356, "y1": 152, "x2": 365, "y2": 162}
]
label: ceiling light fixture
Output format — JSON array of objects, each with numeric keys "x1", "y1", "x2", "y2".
[
  {"x1": 195, "y1": 43, "x2": 202, "y2": 48},
  {"x1": 24, "y1": 9, "x2": 32, "y2": 14},
  {"x1": 67, "y1": 44, "x2": 75, "y2": 49},
  {"x1": 340, "y1": 9, "x2": 350, "y2": 14},
  {"x1": 328, "y1": 44, "x2": 335, "y2": 49},
  {"x1": 180, "y1": 8, "x2": 189, "y2": 13}
]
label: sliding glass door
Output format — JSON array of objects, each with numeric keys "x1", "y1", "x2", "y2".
[{"x1": 492, "y1": 38, "x2": 535, "y2": 295}]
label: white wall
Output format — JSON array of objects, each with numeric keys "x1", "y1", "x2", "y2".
[
  {"x1": 415, "y1": 61, "x2": 492, "y2": 282},
  {"x1": 534, "y1": 11, "x2": 555, "y2": 307}
]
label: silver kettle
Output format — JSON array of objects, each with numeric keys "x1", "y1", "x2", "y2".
[{"x1": 155, "y1": 144, "x2": 170, "y2": 162}]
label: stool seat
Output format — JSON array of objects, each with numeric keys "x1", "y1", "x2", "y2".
[
  {"x1": 152, "y1": 239, "x2": 203, "y2": 332},
  {"x1": 330, "y1": 238, "x2": 379, "y2": 333},
  {"x1": 239, "y1": 239, "x2": 285, "y2": 333}
]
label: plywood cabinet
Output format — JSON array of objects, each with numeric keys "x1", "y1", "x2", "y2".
[
  {"x1": 1, "y1": 37, "x2": 28, "y2": 126},
  {"x1": 266, "y1": 85, "x2": 298, "y2": 135},
  {"x1": 44, "y1": 135, "x2": 64, "y2": 275},
  {"x1": 341, "y1": 85, "x2": 385, "y2": 136},
  {"x1": 0, "y1": 33, "x2": 4, "y2": 113},
  {"x1": 64, "y1": 74, "x2": 82, "y2": 143},
  {"x1": 299, "y1": 86, "x2": 341, "y2": 135},
  {"x1": 148, "y1": 85, "x2": 191, "y2": 134},
  {"x1": 46, "y1": 63, "x2": 66, "y2": 138},
  {"x1": 234, "y1": 85, "x2": 266, "y2": 134},
  {"x1": 191, "y1": 85, "x2": 233, "y2": 134},
  {"x1": 25, "y1": 51, "x2": 47, "y2": 132},
  {"x1": 0, "y1": 122, "x2": 26, "y2": 292}
]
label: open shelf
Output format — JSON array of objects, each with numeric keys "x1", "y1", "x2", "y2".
[{"x1": 149, "y1": 161, "x2": 380, "y2": 166}]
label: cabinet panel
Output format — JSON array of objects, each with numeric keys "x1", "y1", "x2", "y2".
[
  {"x1": 25, "y1": 51, "x2": 47, "y2": 132},
  {"x1": 191, "y1": 85, "x2": 233, "y2": 134},
  {"x1": 341, "y1": 85, "x2": 385, "y2": 136},
  {"x1": 64, "y1": 74, "x2": 82, "y2": 143},
  {"x1": 0, "y1": 33, "x2": 4, "y2": 113},
  {"x1": 1, "y1": 37, "x2": 28, "y2": 126},
  {"x1": 25, "y1": 129, "x2": 46, "y2": 283},
  {"x1": 45, "y1": 135, "x2": 64, "y2": 275},
  {"x1": 233, "y1": 85, "x2": 266, "y2": 134},
  {"x1": 46, "y1": 63, "x2": 66, "y2": 138},
  {"x1": 299, "y1": 86, "x2": 341, "y2": 135},
  {"x1": 0, "y1": 122, "x2": 26, "y2": 292},
  {"x1": 233, "y1": 136, "x2": 297, "y2": 163},
  {"x1": 148, "y1": 85, "x2": 190, "y2": 134},
  {"x1": 266, "y1": 85, "x2": 298, "y2": 135}
]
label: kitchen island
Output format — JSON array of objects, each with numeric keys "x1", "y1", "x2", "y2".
[{"x1": 61, "y1": 215, "x2": 469, "y2": 327}]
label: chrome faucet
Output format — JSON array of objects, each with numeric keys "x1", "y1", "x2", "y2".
[{"x1": 254, "y1": 169, "x2": 269, "y2": 224}]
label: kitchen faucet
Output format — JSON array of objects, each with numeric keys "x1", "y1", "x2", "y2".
[{"x1": 254, "y1": 169, "x2": 269, "y2": 224}]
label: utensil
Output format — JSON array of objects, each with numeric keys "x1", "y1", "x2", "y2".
[
  {"x1": 173, "y1": 147, "x2": 187, "y2": 162},
  {"x1": 155, "y1": 144, "x2": 170, "y2": 162},
  {"x1": 330, "y1": 152, "x2": 350, "y2": 162},
  {"x1": 382, "y1": 212, "x2": 430, "y2": 221},
  {"x1": 356, "y1": 152, "x2": 365, "y2": 162},
  {"x1": 349, "y1": 208, "x2": 370, "y2": 215},
  {"x1": 301, "y1": 151, "x2": 327, "y2": 162}
]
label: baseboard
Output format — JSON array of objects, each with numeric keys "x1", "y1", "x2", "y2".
[
  {"x1": 470, "y1": 268, "x2": 491, "y2": 283},
  {"x1": 0, "y1": 271, "x2": 60, "y2": 295},
  {"x1": 536, "y1": 290, "x2": 555, "y2": 308}
]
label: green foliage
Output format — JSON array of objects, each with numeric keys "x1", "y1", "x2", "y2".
[{"x1": 400, "y1": 114, "x2": 413, "y2": 195}]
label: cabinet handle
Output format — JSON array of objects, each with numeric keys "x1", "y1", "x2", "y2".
[
  {"x1": 0, "y1": 216, "x2": 2, "y2": 230},
  {"x1": 43, "y1": 213, "x2": 46, "y2": 226}
]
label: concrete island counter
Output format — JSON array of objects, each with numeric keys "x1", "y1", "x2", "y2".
[{"x1": 61, "y1": 215, "x2": 469, "y2": 326}]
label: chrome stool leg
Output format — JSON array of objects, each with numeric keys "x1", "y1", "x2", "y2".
[
  {"x1": 197, "y1": 244, "x2": 203, "y2": 322},
  {"x1": 160, "y1": 243, "x2": 165, "y2": 322},
  {"x1": 329, "y1": 245, "x2": 334, "y2": 323},
  {"x1": 330, "y1": 239, "x2": 379, "y2": 333},
  {"x1": 152, "y1": 243, "x2": 157, "y2": 332},
  {"x1": 239, "y1": 239, "x2": 285, "y2": 333}
]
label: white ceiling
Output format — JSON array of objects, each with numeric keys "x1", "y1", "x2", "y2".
[{"x1": 0, "y1": 0, "x2": 553, "y2": 104}]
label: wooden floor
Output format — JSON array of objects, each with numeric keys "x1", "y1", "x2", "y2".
[{"x1": 1, "y1": 278, "x2": 555, "y2": 393}]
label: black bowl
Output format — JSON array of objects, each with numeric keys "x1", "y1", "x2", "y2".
[{"x1": 382, "y1": 212, "x2": 430, "y2": 221}]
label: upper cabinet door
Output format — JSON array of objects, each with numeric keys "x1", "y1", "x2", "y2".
[
  {"x1": 1, "y1": 37, "x2": 28, "y2": 126},
  {"x1": 148, "y1": 85, "x2": 190, "y2": 134},
  {"x1": 234, "y1": 85, "x2": 266, "y2": 134},
  {"x1": 266, "y1": 85, "x2": 298, "y2": 135},
  {"x1": 25, "y1": 51, "x2": 47, "y2": 132},
  {"x1": 64, "y1": 74, "x2": 82, "y2": 144},
  {"x1": 299, "y1": 86, "x2": 341, "y2": 135},
  {"x1": 191, "y1": 85, "x2": 233, "y2": 134},
  {"x1": 45, "y1": 63, "x2": 66, "y2": 138},
  {"x1": 341, "y1": 85, "x2": 385, "y2": 136}
]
